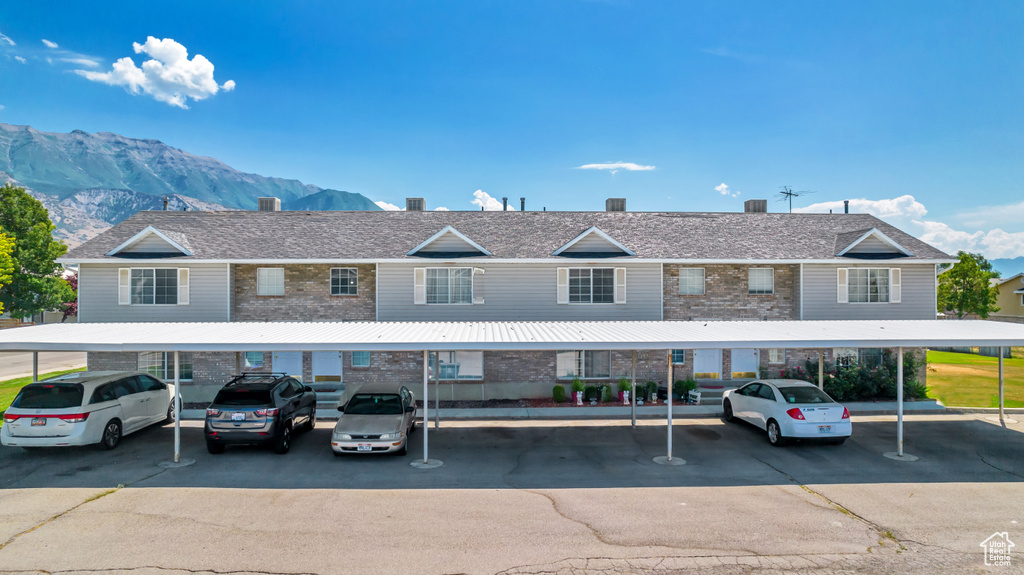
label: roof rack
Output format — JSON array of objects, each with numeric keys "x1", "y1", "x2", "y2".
[{"x1": 225, "y1": 372, "x2": 293, "y2": 386}]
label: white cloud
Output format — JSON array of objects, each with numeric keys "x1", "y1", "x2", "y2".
[
  {"x1": 715, "y1": 182, "x2": 740, "y2": 198},
  {"x1": 794, "y1": 195, "x2": 928, "y2": 220},
  {"x1": 434, "y1": 207, "x2": 449, "y2": 211},
  {"x1": 576, "y1": 162, "x2": 656, "y2": 174},
  {"x1": 914, "y1": 220, "x2": 1024, "y2": 260},
  {"x1": 0, "y1": 32, "x2": 15, "y2": 46},
  {"x1": 75, "y1": 36, "x2": 235, "y2": 109},
  {"x1": 59, "y1": 57, "x2": 99, "y2": 67},
  {"x1": 375, "y1": 200, "x2": 403, "y2": 211},
  {"x1": 14, "y1": 56, "x2": 26, "y2": 63},
  {"x1": 954, "y1": 200, "x2": 1024, "y2": 230},
  {"x1": 471, "y1": 190, "x2": 516, "y2": 211},
  {"x1": 42, "y1": 39, "x2": 58, "y2": 49},
  {"x1": 0, "y1": 104, "x2": 5, "y2": 111}
]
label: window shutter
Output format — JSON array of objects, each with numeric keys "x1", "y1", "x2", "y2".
[
  {"x1": 556, "y1": 268, "x2": 569, "y2": 304},
  {"x1": 414, "y1": 268, "x2": 426, "y2": 305},
  {"x1": 890, "y1": 268, "x2": 901, "y2": 303},
  {"x1": 614, "y1": 268, "x2": 627, "y2": 304},
  {"x1": 177, "y1": 268, "x2": 190, "y2": 305},
  {"x1": 837, "y1": 268, "x2": 848, "y2": 303},
  {"x1": 118, "y1": 268, "x2": 131, "y2": 305}
]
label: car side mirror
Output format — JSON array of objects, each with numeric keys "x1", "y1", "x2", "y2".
[
  {"x1": 405, "y1": 405, "x2": 415, "y2": 413},
  {"x1": 304, "y1": 386, "x2": 313, "y2": 392},
  {"x1": 337, "y1": 404, "x2": 346, "y2": 413}
]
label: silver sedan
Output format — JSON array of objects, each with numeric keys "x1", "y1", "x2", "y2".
[{"x1": 331, "y1": 383, "x2": 417, "y2": 456}]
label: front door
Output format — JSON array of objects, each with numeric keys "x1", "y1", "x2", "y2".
[
  {"x1": 693, "y1": 349, "x2": 722, "y2": 379},
  {"x1": 272, "y1": 352, "x2": 303, "y2": 381},
  {"x1": 311, "y1": 351, "x2": 343, "y2": 384},
  {"x1": 731, "y1": 349, "x2": 759, "y2": 379}
]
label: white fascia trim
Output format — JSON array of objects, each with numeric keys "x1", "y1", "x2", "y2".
[
  {"x1": 61, "y1": 257, "x2": 960, "y2": 265},
  {"x1": 995, "y1": 272, "x2": 1024, "y2": 286},
  {"x1": 406, "y1": 225, "x2": 493, "y2": 256},
  {"x1": 836, "y1": 228, "x2": 913, "y2": 257},
  {"x1": 552, "y1": 226, "x2": 636, "y2": 256},
  {"x1": 105, "y1": 225, "x2": 193, "y2": 257}
]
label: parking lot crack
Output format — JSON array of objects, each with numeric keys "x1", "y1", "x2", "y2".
[
  {"x1": 1, "y1": 569, "x2": 318, "y2": 575},
  {"x1": 976, "y1": 450, "x2": 1024, "y2": 479},
  {"x1": 0, "y1": 486, "x2": 121, "y2": 553}
]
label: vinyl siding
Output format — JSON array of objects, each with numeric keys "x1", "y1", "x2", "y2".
[
  {"x1": 123, "y1": 234, "x2": 183, "y2": 253},
  {"x1": 561, "y1": 233, "x2": 627, "y2": 253},
  {"x1": 802, "y1": 263, "x2": 936, "y2": 320},
  {"x1": 78, "y1": 263, "x2": 229, "y2": 323},
  {"x1": 377, "y1": 262, "x2": 661, "y2": 321},
  {"x1": 415, "y1": 231, "x2": 482, "y2": 253},
  {"x1": 844, "y1": 235, "x2": 902, "y2": 255}
]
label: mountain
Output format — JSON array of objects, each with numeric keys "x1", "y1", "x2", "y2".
[
  {"x1": 992, "y1": 257, "x2": 1024, "y2": 278},
  {"x1": 0, "y1": 123, "x2": 380, "y2": 247}
]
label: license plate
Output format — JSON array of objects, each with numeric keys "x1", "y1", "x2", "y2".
[
  {"x1": 31, "y1": 418, "x2": 46, "y2": 426},
  {"x1": 818, "y1": 425, "x2": 832, "y2": 434},
  {"x1": 231, "y1": 412, "x2": 245, "y2": 421},
  {"x1": 357, "y1": 444, "x2": 372, "y2": 452}
]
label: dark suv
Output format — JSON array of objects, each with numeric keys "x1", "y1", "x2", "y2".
[{"x1": 204, "y1": 373, "x2": 317, "y2": 454}]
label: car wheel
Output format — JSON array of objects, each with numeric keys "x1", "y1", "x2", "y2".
[
  {"x1": 206, "y1": 441, "x2": 225, "y2": 454},
  {"x1": 830, "y1": 437, "x2": 847, "y2": 446},
  {"x1": 395, "y1": 441, "x2": 408, "y2": 456},
  {"x1": 332, "y1": 449, "x2": 343, "y2": 457},
  {"x1": 100, "y1": 419, "x2": 122, "y2": 450},
  {"x1": 303, "y1": 408, "x2": 316, "y2": 431},
  {"x1": 766, "y1": 420, "x2": 787, "y2": 447},
  {"x1": 273, "y1": 425, "x2": 292, "y2": 454},
  {"x1": 164, "y1": 400, "x2": 176, "y2": 424},
  {"x1": 723, "y1": 399, "x2": 735, "y2": 422}
]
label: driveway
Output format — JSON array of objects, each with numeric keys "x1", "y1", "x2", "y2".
[{"x1": 0, "y1": 414, "x2": 1021, "y2": 574}]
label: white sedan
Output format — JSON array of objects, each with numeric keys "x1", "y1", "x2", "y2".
[
  {"x1": 722, "y1": 379, "x2": 851, "y2": 446},
  {"x1": 1, "y1": 371, "x2": 173, "y2": 450}
]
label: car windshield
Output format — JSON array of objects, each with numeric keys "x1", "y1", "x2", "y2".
[
  {"x1": 213, "y1": 388, "x2": 272, "y2": 406},
  {"x1": 12, "y1": 384, "x2": 85, "y2": 409},
  {"x1": 345, "y1": 394, "x2": 403, "y2": 415},
  {"x1": 778, "y1": 386, "x2": 834, "y2": 404}
]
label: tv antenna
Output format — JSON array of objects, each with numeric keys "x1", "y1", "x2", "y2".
[{"x1": 776, "y1": 186, "x2": 815, "y2": 213}]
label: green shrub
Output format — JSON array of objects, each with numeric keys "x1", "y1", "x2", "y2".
[
  {"x1": 781, "y1": 350, "x2": 927, "y2": 402},
  {"x1": 601, "y1": 384, "x2": 614, "y2": 403},
  {"x1": 583, "y1": 385, "x2": 598, "y2": 402},
  {"x1": 571, "y1": 378, "x2": 585, "y2": 393},
  {"x1": 552, "y1": 385, "x2": 566, "y2": 403},
  {"x1": 617, "y1": 378, "x2": 631, "y2": 393},
  {"x1": 645, "y1": 381, "x2": 658, "y2": 400}
]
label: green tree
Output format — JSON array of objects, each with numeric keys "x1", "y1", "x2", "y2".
[
  {"x1": 0, "y1": 184, "x2": 73, "y2": 318},
  {"x1": 937, "y1": 251, "x2": 1000, "y2": 319},
  {"x1": 0, "y1": 229, "x2": 14, "y2": 314}
]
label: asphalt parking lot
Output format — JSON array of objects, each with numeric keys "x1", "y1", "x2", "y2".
[{"x1": 1, "y1": 414, "x2": 1022, "y2": 574}]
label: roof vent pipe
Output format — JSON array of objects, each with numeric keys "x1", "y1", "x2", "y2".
[
  {"x1": 844, "y1": 200, "x2": 849, "y2": 214},
  {"x1": 162, "y1": 196, "x2": 169, "y2": 211},
  {"x1": 520, "y1": 197, "x2": 525, "y2": 211},
  {"x1": 502, "y1": 197, "x2": 508, "y2": 211},
  {"x1": 406, "y1": 198, "x2": 425, "y2": 211}
]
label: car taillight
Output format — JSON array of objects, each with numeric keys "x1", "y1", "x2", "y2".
[
  {"x1": 57, "y1": 413, "x2": 89, "y2": 423},
  {"x1": 786, "y1": 408, "x2": 805, "y2": 420},
  {"x1": 255, "y1": 408, "x2": 279, "y2": 417},
  {"x1": 207, "y1": 408, "x2": 221, "y2": 417},
  {"x1": 3, "y1": 414, "x2": 21, "y2": 423},
  {"x1": 842, "y1": 407, "x2": 850, "y2": 419}
]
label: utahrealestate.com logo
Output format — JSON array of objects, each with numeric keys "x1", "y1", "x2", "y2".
[{"x1": 980, "y1": 532, "x2": 1014, "y2": 567}]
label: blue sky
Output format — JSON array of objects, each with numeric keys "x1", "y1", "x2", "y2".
[{"x1": 2, "y1": 1, "x2": 1023, "y2": 263}]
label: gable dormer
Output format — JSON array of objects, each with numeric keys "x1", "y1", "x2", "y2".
[
  {"x1": 552, "y1": 226, "x2": 635, "y2": 257},
  {"x1": 407, "y1": 225, "x2": 491, "y2": 257},
  {"x1": 106, "y1": 225, "x2": 193, "y2": 257},
  {"x1": 836, "y1": 228, "x2": 912, "y2": 258}
]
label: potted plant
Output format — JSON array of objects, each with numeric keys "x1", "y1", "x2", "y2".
[
  {"x1": 617, "y1": 378, "x2": 631, "y2": 404},
  {"x1": 552, "y1": 384, "x2": 566, "y2": 403},
  {"x1": 571, "y1": 378, "x2": 585, "y2": 405}
]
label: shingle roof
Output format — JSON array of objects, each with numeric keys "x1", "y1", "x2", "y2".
[{"x1": 61, "y1": 210, "x2": 954, "y2": 262}]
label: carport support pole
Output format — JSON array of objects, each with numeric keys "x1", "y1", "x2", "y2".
[
  {"x1": 434, "y1": 352, "x2": 440, "y2": 430},
  {"x1": 631, "y1": 350, "x2": 636, "y2": 429},
  {"x1": 174, "y1": 351, "x2": 181, "y2": 464},
  {"x1": 897, "y1": 346, "x2": 904, "y2": 457},
  {"x1": 423, "y1": 350, "x2": 429, "y2": 464},
  {"x1": 667, "y1": 350, "x2": 673, "y2": 461},
  {"x1": 32, "y1": 352, "x2": 38, "y2": 383},
  {"x1": 999, "y1": 346, "x2": 1005, "y2": 423},
  {"x1": 818, "y1": 350, "x2": 824, "y2": 390}
]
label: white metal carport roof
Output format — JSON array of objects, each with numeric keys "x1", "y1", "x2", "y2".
[{"x1": 3, "y1": 319, "x2": 1024, "y2": 352}]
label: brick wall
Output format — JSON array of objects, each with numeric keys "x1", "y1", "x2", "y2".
[
  {"x1": 663, "y1": 264, "x2": 798, "y2": 321},
  {"x1": 233, "y1": 264, "x2": 376, "y2": 321}
]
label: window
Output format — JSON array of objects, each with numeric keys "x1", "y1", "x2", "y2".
[
  {"x1": 243, "y1": 352, "x2": 264, "y2": 368},
  {"x1": 569, "y1": 268, "x2": 615, "y2": 303},
  {"x1": 767, "y1": 348, "x2": 785, "y2": 364},
  {"x1": 139, "y1": 351, "x2": 193, "y2": 381},
  {"x1": 748, "y1": 268, "x2": 774, "y2": 295},
  {"x1": 426, "y1": 268, "x2": 473, "y2": 304},
  {"x1": 859, "y1": 348, "x2": 884, "y2": 368},
  {"x1": 672, "y1": 350, "x2": 686, "y2": 364},
  {"x1": 130, "y1": 268, "x2": 178, "y2": 304},
  {"x1": 833, "y1": 348, "x2": 858, "y2": 369},
  {"x1": 330, "y1": 268, "x2": 358, "y2": 296},
  {"x1": 351, "y1": 351, "x2": 371, "y2": 368},
  {"x1": 556, "y1": 350, "x2": 611, "y2": 379},
  {"x1": 257, "y1": 267, "x2": 284, "y2": 296},
  {"x1": 848, "y1": 268, "x2": 889, "y2": 303},
  {"x1": 429, "y1": 351, "x2": 483, "y2": 380},
  {"x1": 678, "y1": 268, "x2": 705, "y2": 295}
]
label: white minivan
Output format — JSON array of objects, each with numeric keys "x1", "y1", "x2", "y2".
[{"x1": 1, "y1": 371, "x2": 173, "y2": 450}]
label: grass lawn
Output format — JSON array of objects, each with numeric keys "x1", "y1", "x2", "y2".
[
  {"x1": 927, "y1": 350, "x2": 1024, "y2": 408},
  {"x1": 0, "y1": 367, "x2": 87, "y2": 416}
]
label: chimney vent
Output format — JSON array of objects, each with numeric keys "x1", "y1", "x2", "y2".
[
  {"x1": 844, "y1": 200, "x2": 849, "y2": 214},
  {"x1": 606, "y1": 198, "x2": 626, "y2": 212},
  {"x1": 520, "y1": 197, "x2": 526, "y2": 211},
  {"x1": 502, "y1": 197, "x2": 508, "y2": 211},
  {"x1": 744, "y1": 199, "x2": 768, "y2": 213},
  {"x1": 257, "y1": 197, "x2": 281, "y2": 212},
  {"x1": 162, "y1": 196, "x2": 169, "y2": 211},
  {"x1": 406, "y1": 198, "x2": 426, "y2": 212}
]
